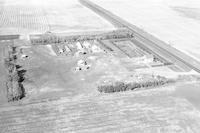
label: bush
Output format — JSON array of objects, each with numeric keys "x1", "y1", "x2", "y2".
[
  {"x1": 98, "y1": 76, "x2": 174, "y2": 93},
  {"x1": 4, "y1": 46, "x2": 26, "y2": 102},
  {"x1": 113, "y1": 81, "x2": 127, "y2": 92},
  {"x1": 6, "y1": 70, "x2": 25, "y2": 102}
]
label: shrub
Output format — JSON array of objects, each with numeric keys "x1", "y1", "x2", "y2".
[
  {"x1": 98, "y1": 76, "x2": 174, "y2": 93},
  {"x1": 4, "y1": 46, "x2": 26, "y2": 102}
]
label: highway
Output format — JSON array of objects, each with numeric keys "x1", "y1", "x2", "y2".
[{"x1": 80, "y1": 0, "x2": 200, "y2": 73}]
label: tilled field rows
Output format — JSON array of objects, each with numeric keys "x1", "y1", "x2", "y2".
[
  {"x1": 0, "y1": 5, "x2": 50, "y2": 34},
  {"x1": 1, "y1": 88, "x2": 200, "y2": 133},
  {"x1": 0, "y1": 0, "x2": 5, "y2": 14}
]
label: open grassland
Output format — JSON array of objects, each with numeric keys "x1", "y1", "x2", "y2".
[{"x1": 0, "y1": 0, "x2": 115, "y2": 35}]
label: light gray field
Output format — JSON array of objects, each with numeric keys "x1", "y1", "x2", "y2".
[
  {"x1": 92, "y1": 0, "x2": 200, "y2": 62},
  {"x1": 0, "y1": 0, "x2": 115, "y2": 35}
]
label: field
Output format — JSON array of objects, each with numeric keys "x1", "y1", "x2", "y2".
[
  {"x1": 0, "y1": 41, "x2": 9, "y2": 104},
  {"x1": 1, "y1": 0, "x2": 200, "y2": 132},
  {"x1": 2, "y1": 85, "x2": 200, "y2": 133},
  {"x1": 0, "y1": 30, "x2": 198, "y2": 104},
  {"x1": 92, "y1": 0, "x2": 200, "y2": 62},
  {"x1": 0, "y1": 35, "x2": 184, "y2": 104},
  {"x1": 0, "y1": 0, "x2": 115, "y2": 35},
  {"x1": 1, "y1": 38, "x2": 199, "y2": 132}
]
